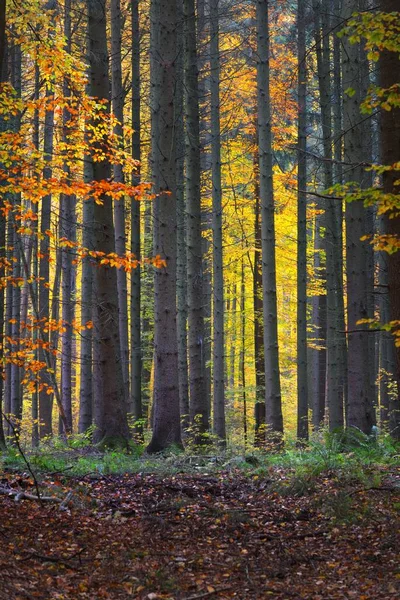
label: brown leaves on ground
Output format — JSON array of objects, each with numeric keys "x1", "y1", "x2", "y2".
[{"x1": 0, "y1": 467, "x2": 399, "y2": 599}]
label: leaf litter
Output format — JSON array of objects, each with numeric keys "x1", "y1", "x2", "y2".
[{"x1": 0, "y1": 466, "x2": 399, "y2": 599}]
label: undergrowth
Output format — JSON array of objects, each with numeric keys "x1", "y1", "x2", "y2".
[{"x1": 0, "y1": 428, "x2": 398, "y2": 486}]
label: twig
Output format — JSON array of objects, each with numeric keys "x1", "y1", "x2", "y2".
[
  {"x1": 1, "y1": 411, "x2": 43, "y2": 506},
  {"x1": 0, "y1": 485, "x2": 73, "y2": 506}
]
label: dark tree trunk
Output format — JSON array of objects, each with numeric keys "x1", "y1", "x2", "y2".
[
  {"x1": 147, "y1": 0, "x2": 182, "y2": 452},
  {"x1": 87, "y1": 0, "x2": 129, "y2": 447},
  {"x1": 380, "y1": 0, "x2": 400, "y2": 439}
]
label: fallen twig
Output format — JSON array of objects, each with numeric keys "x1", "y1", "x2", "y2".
[{"x1": 0, "y1": 485, "x2": 73, "y2": 506}]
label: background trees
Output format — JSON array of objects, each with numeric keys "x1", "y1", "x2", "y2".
[{"x1": 0, "y1": 0, "x2": 399, "y2": 448}]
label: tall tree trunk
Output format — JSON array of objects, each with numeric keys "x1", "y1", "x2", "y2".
[
  {"x1": 10, "y1": 41, "x2": 22, "y2": 430},
  {"x1": 87, "y1": 0, "x2": 129, "y2": 447},
  {"x1": 38, "y1": 23, "x2": 55, "y2": 438},
  {"x1": 256, "y1": 0, "x2": 283, "y2": 439},
  {"x1": 60, "y1": 0, "x2": 75, "y2": 433},
  {"x1": 297, "y1": 0, "x2": 308, "y2": 440},
  {"x1": 253, "y1": 151, "x2": 266, "y2": 445},
  {"x1": 313, "y1": 0, "x2": 343, "y2": 430},
  {"x1": 79, "y1": 26, "x2": 95, "y2": 434},
  {"x1": 176, "y1": 0, "x2": 189, "y2": 435},
  {"x1": 147, "y1": 0, "x2": 182, "y2": 452},
  {"x1": 131, "y1": 0, "x2": 143, "y2": 438},
  {"x1": 240, "y1": 257, "x2": 247, "y2": 448},
  {"x1": 332, "y1": 0, "x2": 348, "y2": 424},
  {"x1": 0, "y1": 0, "x2": 6, "y2": 449},
  {"x1": 210, "y1": 0, "x2": 226, "y2": 443},
  {"x1": 342, "y1": 0, "x2": 375, "y2": 433},
  {"x1": 111, "y1": 0, "x2": 130, "y2": 409},
  {"x1": 380, "y1": 0, "x2": 400, "y2": 439},
  {"x1": 184, "y1": 0, "x2": 208, "y2": 435}
]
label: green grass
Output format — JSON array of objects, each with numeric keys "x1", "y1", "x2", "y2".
[{"x1": 0, "y1": 428, "x2": 398, "y2": 483}]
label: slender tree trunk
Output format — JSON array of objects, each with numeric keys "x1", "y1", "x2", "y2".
[
  {"x1": 60, "y1": 0, "x2": 74, "y2": 433},
  {"x1": 313, "y1": 0, "x2": 343, "y2": 430},
  {"x1": 78, "y1": 155, "x2": 94, "y2": 431},
  {"x1": 176, "y1": 0, "x2": 189, "y2": 435},
  {"x1": 131, "y1": 0, "x2": 143, "y2": 438},
  {"x1": 31, "y1": 60, "x2": 40, "y2": 446},
  {"x1": 210, "y1": 0, "x2": 226, "y2": 443},
  {"x1": 184, "y1": 0, "x2": 208, "y2": 435},
  {"x1": 39, "y1": 48, "x2": 55, "y2": 438},
  {"x1": 332, "y1": 0, "x2": 348, "y2": 424},
  {"x1": 10, "y1": 41, "x2": 22, "y2": 430},
  {"x1": 111, "y1": 0, "x2": 130, "y2": 410},
  {"x1": 342, "y1": 0, "x2": 375, "y2": 433},
  {"x1": 256, "y1": 0, "x2": 283, "y2": 439},
  {"x1": 78, "y1": 29, "x2": 95, "y2": 434},
  {"x1": 87, "y1": 0, "x2": 129, "y2": 447},
  {"x1": 147, "y1": 0, "x2": 182, "y2": 452},
  {"x1": 240, "y1": 257, "x2": 247, "y2": 448},
  {"x1": 297, "y1": 0, "x2": 308, "y2": 440},
  {"x1": 253, "y1": 151, "x2": 266, "y2": 444},
  {"x1": 380, "y1": 0, "x2": 400, "y2": 438},
  {"x1": 0, "y1": 0, "x2": 6, "y2": 449}
]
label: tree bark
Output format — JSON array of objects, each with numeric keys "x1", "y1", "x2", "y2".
[
  {"x1": 297, "y1": 0, "x2": 308, "y2": 440},
  {"x1": 131, "y1": 0, "x2": 143, "y2": 438},
  {"x1": 87, "y1": 0, "x2": 129, "y2": 447},
  {"x1": 210, "y1": 0, "x2": 226, "y2": 443},
  {"x1": 184, "y1": 0, "x2": 208, "y2": 436},
  {"x1": 256, "y1": 0, "x2": 283, "y2": 440},
  {"x1": 380, "y1": 0, "x2": 400, "y2": 439},
  {"x1": 342, "y1": 0, "x2": 375, "y2": 433},
  {"x1": 147, "y1": 0, "x2": 182, "y2": 452},
  {"x1": 111, "y1": 0, "x2": 130, "y2": 410}
]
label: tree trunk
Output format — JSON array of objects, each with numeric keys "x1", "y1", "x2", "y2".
[
  {"x1": 380, "y1": 0, "x2": 400, "y2": 439},
  {"x1": 87, "y1": 0, "x2": 129, "y2": 447},
  {"x1": 313, "y1": 0, "x2": 344, "y2": 430},
  {"x1": 184, "y1": 0, "x2": 208, "y2": 436},
  {"x1": 131, "y1": 0, "x2": 143, "y2": 438},
  {"x1": 176, "y1": 0, "x2": 189, "y2": 435},
  {"x1": 297, "y1": 0, "x2": 308, "y2": 440},
  {"x1": 210, "y1": 0, "x2": 226, "y2": 443},
  {"x1": 111, "y1": 0, "x2": 130, "y2": 410},
  {"x1": 0, "y1": 0, "x2": 6, "y2": 449},
  {"x1": 256, "y1": 0, "x2": 283, "y2": 440},
  {"x1": 342, "y1": 0, "x2": 375, "y2": 433},
  {"x1": 253, "y1": 151, "x2": 266, "y2": 445},
  {"x1": 60, "y1": 0, "x2": 75, "y2": 433},
  {"x1": 147, "y1": 0, "x2": 182, "y2": 452}
]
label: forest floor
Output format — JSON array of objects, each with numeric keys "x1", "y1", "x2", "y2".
[{"x1": 0, "y1": 454, "x2": 399, "y2": 600}]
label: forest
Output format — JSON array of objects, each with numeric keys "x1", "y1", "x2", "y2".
[{"x1": 0, "y1": 0, "x2": 399, "y2": 599}]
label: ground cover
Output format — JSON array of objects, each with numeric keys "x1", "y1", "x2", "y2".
[{"x1": 0, "y1": 443, "x2": 399, "y2": 599}]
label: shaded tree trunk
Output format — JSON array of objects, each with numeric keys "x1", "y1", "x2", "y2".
[
  {"x1": 210, "y1": 0, "x2": 226, "y2": 443},
  {"x1": 297, "y1": 0, "x2": 308, "y2": 440},
  {"x1": 253, "y1": 151, "x2": 265, "y2": 445},
  {"x1": 87, "y1": 0, "x2": 129, "y2": 447},
  {"x1": 111, "y1": 0, "x2": 130, "y2": 409},
  {"x1": 131, "y1": 0, "x2": 143, "y2": 438},
  {"x1": 342, "y1": 0, "x2": 375, "y2": 433},
  {"x1": 147, "y1": 0, "x2": 182, "y2": 452},
  {"x1": 256, "y1": 0, "x2": 283, "y2": 439},
  {"x1": 176, "y1": 0, "x2": 189, "y2": 435},
  {"x1": 184, "y1": 0, "x2": 208, "y2": 435},
  {"x1": 380, "y1": 0, "x2": 400, "y2": 438}
]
